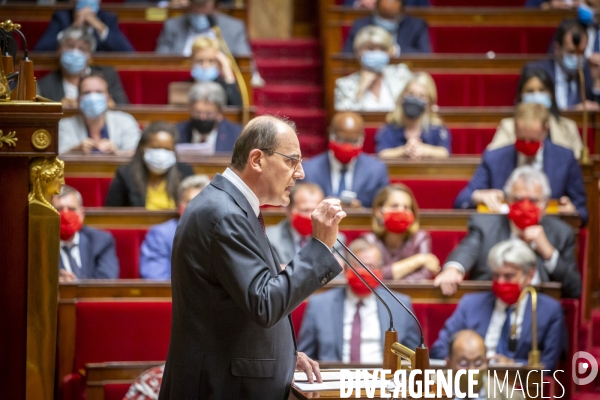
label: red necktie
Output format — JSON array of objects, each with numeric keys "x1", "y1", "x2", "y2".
[
  {"x1": 257, "y1": 212, "x2": 267, "y2": 237},
  {"x1": 350, "y1": 301, "x2": 363, "y2": 363}
]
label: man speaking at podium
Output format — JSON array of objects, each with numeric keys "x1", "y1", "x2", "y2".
[{"x1": 158, "y1": 116, "x2": 346, "y2": 400}]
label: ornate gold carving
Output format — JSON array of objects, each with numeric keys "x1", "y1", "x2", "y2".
[
  {"x1": 0, "y1": 20, "x2": 22, "y2": 32},
  {"x1": 31, "y1": 129, "x2": 51, "y2": 150},
  {"x1": 0, "y1": 130, "x2": 17, "y2": 148},
  {"x1": 28, "y1": 157, "x2": 65, "y2": 212}
]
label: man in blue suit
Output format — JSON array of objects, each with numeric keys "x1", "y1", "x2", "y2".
[
  {"x1": 140, "y1": 175, "x2": 210, "y2": 280},
  {"x1": 342, "y1": 0, "x2": 431, "y2": 54},
  {"x1": 298, "y1": 238, "x2": 420, "y2": 363},
  {"x1": 301, "y1": 112, "x2": 389, "y2": 208},
  {"x1": 454, "y1": 102, "x2": 587, "y2": 226},
  {"x1": 431, "y1": 240, "x2": 566, "y2": 371},
  {"x1": 34, "y1": 0, "x2": 134, "y2": 52},
  {"x1": 52, "y1": 185, "x2": 119, "y2": 281},
  {"x1": 176, "y1": 82, "x2": 243, "y2": 153}
]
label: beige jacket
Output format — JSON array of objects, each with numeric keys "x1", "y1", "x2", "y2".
[{"x1": 487, "y1": 115, "x2": 582, "y2": 160}]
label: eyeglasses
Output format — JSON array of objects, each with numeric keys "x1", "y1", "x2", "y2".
[{"x1": 260, "y1": 148, "x2": 303, "y2": 169}]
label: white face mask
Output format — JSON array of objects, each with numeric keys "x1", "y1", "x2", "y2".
[{"x1": 144, "y1": 148, "x2": 176, "y2": 175}]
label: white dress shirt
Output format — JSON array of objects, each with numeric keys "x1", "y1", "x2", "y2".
[
  {"x1": 342, "y1": 288, "x2": 382, "y2": 364},
  {"x1": 222, "y1": 168, "x2": 260, "y2": 217},
  {"x1": 554, "y1": 62, "x2": 577, "y2": 110},
  {"x1": 59, "y1": 232, "x2": 82, "y2": 273},
  {"x1": 484, "y1": 296, "x2": 528, "y2": 359},
  {"x1": 191, "y1": 127, "x2": 218, "y2": 154},
  {"x1": 328, "y1": 151, "x2": 357, "y2": 196},
  {"x1": 360, "y1": 84, "x2": 395, "y2": 112}
]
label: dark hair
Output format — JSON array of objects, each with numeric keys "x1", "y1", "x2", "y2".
[
  {"x1": 554, "y1": 19, "x2": 587, "y2": 46},
  {"x1": 230, "y1": 115, "x2": 297, "y2": 170},
  {"x1": 130, "y1": 121, "x2": 182, "y2": 203},
  {"x1": 77, "y1": 71, "x2": 108, "y2": 96},
  {"x1": 516, "y1": 68, "x2": 560, "y2": 118}
]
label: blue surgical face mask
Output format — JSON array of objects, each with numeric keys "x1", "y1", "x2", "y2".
[
  {"x1": 190, "y1": 14, "x2": 210, "y2": 32},
  {"x1": 60, "y1": 50, "x2": 87, "y2": 75},
  {"x1": 76, "y1": 0, "x2": 100, "y2": 13},
  {"x1": 522, "y1": 92, "x2": 552, "y2": 109},
  {"x1": 360, "y1": 50, "x2": 390, "y2": 73},
  {"x1": 373, "y1": 15, "x2": 398, "y2": 32},
  {"x1": 144, "y1": 148, "x2": 177, "y2": 175},
  {"x1": 79, "y1": 92, "x2": 107, "y2": 119},
  {"x1": 578, "y1": 4, "x2": 595, "y2": 26},
  {"x1": 191, "y1": 65, "x2": 219, "y2": 82},
  {"x1": 562, "y1": 53, "x2": 582, "y2": 72}
]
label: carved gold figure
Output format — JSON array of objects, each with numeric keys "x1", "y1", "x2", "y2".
[
  {"x1": 28, "y1": 157, "x2": 65, "y2": 211},
  {"x1": 0, "y1": 130, "x2": 17, "y2": 148}
]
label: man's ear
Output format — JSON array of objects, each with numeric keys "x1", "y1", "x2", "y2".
[{"x1": 248, "y1": 149, "x2": 264, "y2": 172}]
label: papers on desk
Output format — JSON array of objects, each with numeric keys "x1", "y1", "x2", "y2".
[
  {"x1": 175, "y1": 143, "x2": 214, "y2": 156},
  {"x1": 293, "y1": 370, "x2": 394, "y2": 392},
  {"x1": 294, "y1": 370, "x2": 346, "y2": 382}
]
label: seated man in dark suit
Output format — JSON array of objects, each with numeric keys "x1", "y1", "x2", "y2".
[
  {"x1": 298, "y1": 238, "x2": 420, "y2": 362},
  {"x1": 301, "y1": 112, "x2": 389, "y2": 208},
  {"x1": 175, "y1": 82, "x2": 243, "y2": 153},
  {"x1": 439, "y1": 166, "x2": 581, "y2": 299},
  {"x1": 266, "y1": 182, "x2": 346, "y2": 267},
  {"x1": 342, "y1": 0, "x2": 431, "y2": 54},
  {"x1": 454, "y1": 102, "x2": 587, "y2": 225},
  {"x1": 37, "y1": 26, "x2": 128, "y2": 108},
  {"x1": 34, "y1": 0, "x2": 134, "y2": 52},
  {"x1": 140, "y1": 175, "x2": 210, "y2": 280},
  {"x1": 523, "y1": 19, "x2": 599, "y2": 110},
  {"x1": 432, "y1": 240, "x2": 566, "y2": 370},
  {"x1": 51, "y1": 185, "x2": 120, "y2": 281}
]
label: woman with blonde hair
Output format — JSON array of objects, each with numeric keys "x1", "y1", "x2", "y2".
[
  {"x1": 376, "y1": 72, "x2": 451, "y2": 159},
  {"x1": 361, "y1": 184, "x2": 440, "y2": 281},
  {"x1": 334, "y1": 25, "x2": 413, "y2": 111}
]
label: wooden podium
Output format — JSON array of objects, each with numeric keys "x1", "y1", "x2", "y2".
[{"x1": 0, "y1": 98, "x2": 63, "y2": 400}]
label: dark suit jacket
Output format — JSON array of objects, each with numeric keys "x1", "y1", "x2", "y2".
[
  {"x1": 342, "y1": 15, "x2": 431, "y2": 54},
  {"x1": 104, "y1": 162, "x2": 194, "y2": 207},
  {"x1": 430, "y1": 292, "x2": 566, "y2": 370},
  {"x1": 298, "y1": 286, "x2": 421, "y2": 361},
  {"x1": 301, "y1": 152, "x2": 390, "y2": 208},
  {"x1": 454, "y1": 139, "x2": 588, "y2": 226},
  {"x1": 60, "y1": 226, "x2": 119, "y2": 279},
  {"x1": 445, "y1": 214, "x2": 581, "y2": 298},
  {"x1": 176, "y1": 118, "x2": 242, "y2": 152},
  {"x1": 158, "y1": 174, "x2": 342, "y2": 400},
  {"x1": 37, "y1": 65, "x2": 128, "y2": 104},
  {"x1": 34, "y1": 10, "x2": 135, "y2": 52}
]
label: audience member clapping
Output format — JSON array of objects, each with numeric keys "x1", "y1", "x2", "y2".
[
  {"x1": 52, "y1": 185, "x2": 119, "y2": 282},
  {"x1": 175, "y1": 82, "x2": 243, "y2": 153},
  {"x1": 140, "y1": 175, "x2": 210, "y2": 280},
  {"x1": 105, "y1": 122, "x2": 194, "y2": 209},
  {"x1": 301, "y1": 112, "x2": 389, "y2": 208},
  {"x1": 34, "y1": 0, "x2": 134, "y2": 52},
  {"x1": 342, "y1": 0, "x2": 430, "y2": 54},
  {"x1": 38, "y1": 27, "x2": 128, "y2": 108},
  {"x1": 376, "y1": 72, "x2": 451, "y2": 159},
  {"x1": 454, "y1": 102, "x2": 588, "y2": 225},
  {"x1": 487, "y1": 68, "x2": 582, "y2": 159},
  {"x1": 298, "y1": 238, "x2": 420, "y2": 363},
  {"x1": 438, "y1": 166, "x2": 582, "y2": 299},
  {"x1": 58, "y1": 73, "x2": 140, "y2": 155},
  {"x1": 362, "y1": 184, "x2": 440, "y2": 281},
  {"x1": 432, "y1": 240, "x2": 566, "y2": 371},
  {"x1": 335, "y1": 25, "x2": 412, "y2": 111}
]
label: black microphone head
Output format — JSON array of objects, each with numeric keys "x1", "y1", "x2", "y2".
[
  {"x1": 207, "y1": 15, "x2": 217, "y2": 28},
  {"x1": 0, "y1": 30, "x2": 17, "y2": 58},
  {"x1": 572, "y1": 32, "x2": 582, "y2": 47},
  {"x1": 508, "y1": 336, "x2": 518, "y2": 353}
]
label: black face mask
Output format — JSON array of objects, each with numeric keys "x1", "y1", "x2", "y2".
[
  {"x1": 402, "y1": 96, "x2": 427, "y2": 119},
  {"x1": 190, "y1": 118, "x2": 216, "y2": 134}
]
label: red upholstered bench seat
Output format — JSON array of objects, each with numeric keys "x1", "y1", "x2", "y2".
[
  {"x1": 390, "y1": 179, "x2": 468, "y2": 210},
  {"x1": 103, "y1": 383, "x2": 131, "y2": 400},
  {"x1": 107, "y1": 229, "x2": 148, "y2": 279},
  {"x1": 65, "y1": 177, "x2": 112, "y2": 208}
]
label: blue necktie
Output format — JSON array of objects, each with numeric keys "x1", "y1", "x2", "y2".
[
  {"x1": 567, "y1": 80, "x2": 579, "y2": 107},
  {"x1": 62, "y1": 245, "x2": 80, "y2": 278},
  {"x1": 594, "y1": 28, "x2": 600, "y2": 53},
  {"x1": 496, "y1": 306, "x2": 515, "y2": 357},
  {"x1": 337, "y1": 167, "x2": 347, "y2": 197}
]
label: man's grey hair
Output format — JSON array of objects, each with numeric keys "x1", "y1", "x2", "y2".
[
  {"x1": 177, "y1": 174, "x2": 210, "y2": 200},
  {"x1": 503, "y1": 165, "x2": 551, "y2": 200},
  {"x1": 188, "y1": 82, "x2": 227, "y2": 110},
  {"x1": 487, "y1": 239, "x2": 536, "y2": 274},
  {"x1": 56, "y1": 185, "x2": 83, "y2": 207},
  {"x1": 58, "y1": 26, "x2": 97, "y2": 52}
]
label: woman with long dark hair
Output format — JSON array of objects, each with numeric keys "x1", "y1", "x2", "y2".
[{"x1": 105, "y1": 122, "x2": 194, "y2": 209}]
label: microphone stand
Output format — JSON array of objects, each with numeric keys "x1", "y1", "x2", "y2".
[
  {"x1": 509, "y1": 286, "x2": 542, "y2": 368},
  {"x1": 2, "y1": 20, "x2": 35, "y2": 101},
  {"x1": 573, "y1": 32, "x2": 591, "y2": 164}
]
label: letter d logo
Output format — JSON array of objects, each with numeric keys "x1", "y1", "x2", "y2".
[{"x1": 572, "y1": 351, "x2": 598, "y2": 386}]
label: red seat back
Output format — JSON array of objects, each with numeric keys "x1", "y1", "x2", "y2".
[
  {"x1": 104, "y1": 383, "x2": 131, "y2": 400},
  {"x1": 291, "y1": 301, "x2": 308, "y2": 338},
  {"x1": 107, "y1": 229, "x2": 149, "y2": 279},
  {"x1": 431, "y1": 73, "x2": 520, "y2": 107},
  {"x1": 391, "y1": 179, "x2": 468, "y2": 209},
  {"x1": 118, "y1": 70, "x2": 191, "y2": 104},
  {"x1": 450, "y1": 127, "x2": 496, "y2": 155},
  {"x1": 65, "y1": 177, "x2": 113, "y2": 207},
  {"x1": 73, "y1": 301, "x2": 172, "y2": 372},
  {"x1": 429, "y1": 230, "x2": 466, "y2": 263},
  {"x1": 119, "y1": 22, "x2": 164, "y2": 52},
  {"x1": 413, "y1": 303, "x2": 458, "y2": 347}
]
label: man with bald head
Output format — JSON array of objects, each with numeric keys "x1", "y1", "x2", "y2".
[
  {"x1": 159, "y1": 115, "x2": 346, "y2": 400},
  {"x1": 302, "y1": 112, "x2": 389, "y2": 208}
]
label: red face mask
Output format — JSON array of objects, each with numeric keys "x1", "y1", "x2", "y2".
[
  {"x1": 328, "y1": 141, "x2": 362, "y2": 165},
  {"x1": 492, "y1": 280, "x2": 522, "y2": 305},
  {"x1": 383, "y1": 210, "x2": 415, "y2": 234},
  {"x1": 346, "y1": 268, "x2": 382, "y2": 297},
  {"x1": 515, "y1": 139, "x2": 541, "y2": 157},
  {"x1": 508, "y1": 199, "x2": 540, "y2": 230},
  {"x1": 291, "y1": 212, "x2": 313, "y2": 236},
  {"x1": 59, "y1": 210, "x2": 83, "y2": 241}
]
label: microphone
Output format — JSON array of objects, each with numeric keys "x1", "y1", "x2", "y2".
[
  {"x1": 509, "y1": 286, "x2": 542, "y2": 367},
  {"x1": 1, "y1": 20, "x2": 35, "y2": 101},
  {"x1": 332, "y1": 247, "x2": 399, "y2": 375},
  {"x1": 572, "y1": 32, "x2": 582, "y2": 47}
]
